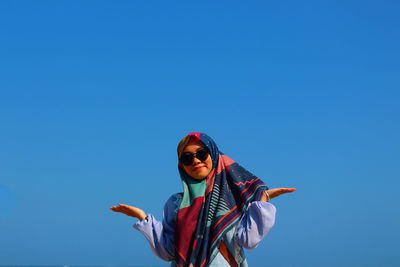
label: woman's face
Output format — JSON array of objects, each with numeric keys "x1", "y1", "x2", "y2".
[{"x1": 181, "y1": 138, "x2": 213, "y2": 180}]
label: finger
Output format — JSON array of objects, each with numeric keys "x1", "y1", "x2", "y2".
[
  {"x1": 267, "y1": 187, "x2": 296, "y2": 199},
  {"x1": 119, "y1": 205, "x2": 133, "y2": 212},
  {"x1": 110, "y1": 207, "x2": 121, "y2": 212},
  {"x1": 284, "y1": 188, "x2": 296, "y2": 192},
  {"x1": 119, "y1": 203, "x2": 137, "y2": 210},
  {"x1": 280, "y1": 188, "x2": 296, "y2": 194},
  {"x1": 118, "y1": 205, "x2": 136, "y2": 213},
  {"x1": 275, "y1": 188, "x2": 295, "y2": 196},
  {"x1": 274, "y1": 188, "x2": 296, "y2": 193},
  {"x1": 117, "y1": 204, "x2": 128, "y2": 210},
  {"x1": 111, "y1": 205, "x2": 126, "y2": 211}
]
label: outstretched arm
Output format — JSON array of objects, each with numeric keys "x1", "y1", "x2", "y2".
[
  {"x1": 261, "y1": 187, "x2": 296, "y2": 202},
  {"x1": 110, "y1": 204, "x2": 147, "y2": 221},
  {"x1": 236, "y1": 187, "x2": 296, "y2": 249},
  {"x1": 109, "y1": 194, "x2": 181, "y2": 262}
]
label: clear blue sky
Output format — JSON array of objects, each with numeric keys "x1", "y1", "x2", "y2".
[{"x1": 1, "y1": 1, "x2": 399, "y2": 266}]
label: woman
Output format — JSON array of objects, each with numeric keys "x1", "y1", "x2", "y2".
[{"x1": 111, "y1": 132, "x2": 295, "y2": 266}]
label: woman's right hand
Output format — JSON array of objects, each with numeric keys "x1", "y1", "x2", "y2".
[{"x1": 110, "y1": 204, "x2": 147, "y2": 221}]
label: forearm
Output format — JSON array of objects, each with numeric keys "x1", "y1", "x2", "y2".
[
  {"x1": 134, "y1": 214, "x2": 174, "y2": 261},
  {"x1": 235, "y1": 201, "x2": 276, "y2": 249}
]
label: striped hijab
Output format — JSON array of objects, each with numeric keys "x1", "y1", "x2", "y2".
[{"x1": 174, "y1": 132, "x2": 268, "y2": 267}]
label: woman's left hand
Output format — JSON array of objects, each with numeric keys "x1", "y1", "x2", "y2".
[{"x1": 261, "y1": 188, "x2": 296, "y2": 202}]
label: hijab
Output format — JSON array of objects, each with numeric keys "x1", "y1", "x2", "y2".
[{"x1": 174, "y1": 132, "x2": 268, "y2": 267}]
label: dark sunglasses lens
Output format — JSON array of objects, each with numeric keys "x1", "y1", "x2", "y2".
[
  {"x1": 196, "y1": 149, "x2": 209, "y2": 161},
  {"x1": 180, "y1": 153, "x2": 194, "y2": 166}
]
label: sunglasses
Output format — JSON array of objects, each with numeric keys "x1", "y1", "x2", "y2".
[{"x1": 179, "y1": 148, "x2": 210, "y2": 166}]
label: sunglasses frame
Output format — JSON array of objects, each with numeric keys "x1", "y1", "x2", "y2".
[{"x1": 179, "y1": 148, "x2": 210, "y2": 166}]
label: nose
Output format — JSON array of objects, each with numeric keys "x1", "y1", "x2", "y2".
[{"x1": 192, "y1": 156, "x2": 202, "y2": 165}]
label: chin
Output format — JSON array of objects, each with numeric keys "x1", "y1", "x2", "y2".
[
  {"x1": 191, "y1": 173, "x2": 208, "y2": 180},
  {"x1": 186, "y1": 168, "x2": 211, "y2": 180}
]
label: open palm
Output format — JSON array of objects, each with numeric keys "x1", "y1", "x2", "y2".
[
  {"x1": 110, "y1": 204, "x2": 147, "y2": 221},
  {"x1": 261, "y1": 187, "x2": 296, "y2": 202}
]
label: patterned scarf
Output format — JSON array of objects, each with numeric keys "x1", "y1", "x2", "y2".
[{"x1": 174, "y1": 132, "x2": 268, "y2": 267}]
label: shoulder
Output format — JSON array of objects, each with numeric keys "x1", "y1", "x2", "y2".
[{"x1": 164, "y1": 192, "x2": 183, "y2": 215}]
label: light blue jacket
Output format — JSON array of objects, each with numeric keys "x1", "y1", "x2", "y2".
[{"x1": 134, "y1": 193, "x2": 276, "y2": 266}]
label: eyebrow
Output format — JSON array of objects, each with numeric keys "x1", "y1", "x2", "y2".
[{"x1": 183, "y1": 147, "x2": 207, "y2": 153}]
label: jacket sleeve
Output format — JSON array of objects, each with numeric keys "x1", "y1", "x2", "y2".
[
  {"x1": 133, "y1": 193, "x2": 182, "y2": 261},
  {"x1": 235, "y1": 201, "x2": 276, "y2": 250}
]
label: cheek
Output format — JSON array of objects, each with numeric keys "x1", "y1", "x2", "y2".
[
  {"x1": 206, "y1": 157, "x2": 213, "y2": 170},
  {"x1": 183, "y1": 166, "x2": 191, "y2": 174}
]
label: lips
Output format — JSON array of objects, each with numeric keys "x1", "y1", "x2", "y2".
[{"x1": 192, "y1": 166, "x2": 205, "y2": 171}]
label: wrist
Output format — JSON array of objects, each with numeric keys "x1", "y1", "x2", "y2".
[
  {"x1": 138, "y1": 212, "x2": 147, "y2": 221},
  {"x1": 262, "y1": 191, "x2": 270, "y2": 202}
]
